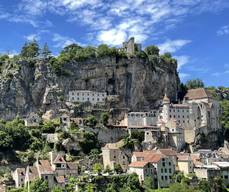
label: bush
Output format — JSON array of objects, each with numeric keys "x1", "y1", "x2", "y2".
[
  {"x1": 144, "y1": 45, "x2": 160, "y2": 56},
  {"x1": 100, "y1": 112, "x2": 109, "y2": 125}
]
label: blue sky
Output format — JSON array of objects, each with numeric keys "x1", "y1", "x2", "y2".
[{"x1": 0, "y1": 0, "x2": 229, "y2": 87}]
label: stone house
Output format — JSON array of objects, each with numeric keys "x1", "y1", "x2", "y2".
[
  {"x1": 194, "y1": 164, "x2": 220, "y2": 180},
  {"x1": 68, "y1": 90, "x2": 107, "y2": 105},
  {"x1": 177, "y1": 154, "x2": 194, "y2": 176},
  {"x1": 212, "y1": 162, "x2": 229, "y2": 185},
  {"x1": 131, "y1": 151, "x2": 175, "y2": 188},
  {"x1": 128, "y1": 161, "x2": 156, "y2": 185},
  {"x1": 12, "y1": 168, "x2": 26, "y2": 188},
  {"x1": 60, "y1": 113, "x2": 71, "y2": 131},
  {"x1": 24, "y1": 112, "x2": 41, "y2": 127},
  {"x1": 102, "y1": 141, "x2": 129, "y2": 172},
  {"x1": 13, "y1": 152, "x2": 78, "y2": 189}
]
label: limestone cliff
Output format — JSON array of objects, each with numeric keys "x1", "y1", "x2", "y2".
[{"x1": 0, "y1": 56, "x2": 180, "y2": 120}]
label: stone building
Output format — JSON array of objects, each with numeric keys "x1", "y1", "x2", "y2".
[
  {"x1": 102, "y1": 140, "x2": 129, "y2": 172},
  {"x1": 24, "y1": 112, "x2": 41, "y2": 127},
  {"x1": 13, "y1": 152, "x2": 78, "y2": 189},
  {"x1": 12, "y1": 168, "x2": 26, "y2": 188},
  {"x1": 124, "y1": 88, "x2": 221, "y2": 146},
  {"x1": 68, "y1": 90, "x2": 107, "y2": 105},
  {"x1": 131, "y1": 151, "x2": 175, "y2": 188},
  {"x1": 177, "y1": 154, "x2": 194, "y2": 176},
  {"x1": 128, "y1": 161, "x2": 156, "y2": 184},
  {"x1": 122, "y1": 37, "x2": 142, "y2": 55}
]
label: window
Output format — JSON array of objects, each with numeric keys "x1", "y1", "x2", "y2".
[
  {"x1": 45, "y1": 176, "x2": 48, "y2": 180},
  {"x1": 162, "y1": 162, "x2": 165, "y2": 167},
  {"x1": 165, "y1": 169, "x2": 167, "y2": 173},
  {"x1": 114, "y1": 156, "x2": 116, "y2": 159},
  {"x1": 165, "y1": 176, "x2": 168, "y2": 180},
  {"x1": 224, "y1": 175, "x2": 228, "y2": 179},
  {"x1": 161, "y1": 168, "x2": 163, "y2": 173},
  {"x1": 169, "y1": 168, "x2": 171, "y2": 173},
  {"x1": 169, "y1": 162, "x2": 171, "y2": 166},
  {"x1": 161, "y1": 176, "x2": 164, "y2": 180},
  {"x1": 97, "y1": 98, "x2": 100, "y2": 101}
]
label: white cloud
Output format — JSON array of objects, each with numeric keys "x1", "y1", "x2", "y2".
[
  {"x1": 52, "y1": 33, "x2": 78, "y2": 48},
  {"x1": 174, "y1": 55, "x2": 190, "y2": 70},
  {"x1": 19, "y1": 0, "x2": 47, "y2": 16},
  {"x1": 97, "y1": 29, "x2": 127, "y2": 46},
  {"x1": 158, "y1": 39, "x2": 191, "y2": 54},
  {"x1": 217, "y1": 25, "x2": 229, "y2": 36},
  {"x1": 25, "y1": 33, "x2": 41, "y2": 41}
]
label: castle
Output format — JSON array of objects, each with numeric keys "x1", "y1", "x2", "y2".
[{"x1": 122, "y1": 88, "x2": 221, "y2": 149}]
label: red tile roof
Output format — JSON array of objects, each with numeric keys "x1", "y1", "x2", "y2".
[
  {"x1": 27, "y1": 166, "x2": 39, "y2": 181},
  {"x1": 129, "y1": 161, "x2": 149, "y2": 168},
  {"x1": 133, "y1": 151, "x2": 165, "y2": 163},
  {"x1": 55, "y1": 176, "x2": 65, "y2": 184},
  {"x1": 184, "y1": 88, "x2": 212, "y2": 100},
  {"x1": 158, "y1": 149, "x2": 177, "y2": 156},
  {"x1": 38, "y1": 160, "x2": 54, "y2": 174},
  {"x1": 177, "y1": 154, "x2": 191, "y2": 161}
]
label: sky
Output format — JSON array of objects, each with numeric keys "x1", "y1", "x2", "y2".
[{"x1": 0, "y1": 0, "x2": 229, "y2": 87}]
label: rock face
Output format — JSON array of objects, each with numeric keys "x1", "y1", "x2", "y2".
[{"x1": 0, "y1": 56, "x2": 180, "y2": 120}]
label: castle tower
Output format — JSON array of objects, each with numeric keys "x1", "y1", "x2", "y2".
[{"x1": 162, "y1": 93, "x2": 170, "y2": 123}]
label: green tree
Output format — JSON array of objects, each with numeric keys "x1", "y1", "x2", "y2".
[
  {"x1": 20, "y1": 40, "x2": 40, "y2": 58},
  {"x1": 198, "y1": 179, "x2": 211, "y2": 192},
  {"x1": 93, "y1": 163, "x2": 103, "y2": 174},
  {"x1": 97, "y1": 44, "x2": 117, "y2": 57},
  {"x1": 85, "y1": 115, "x2": 97, "y2": 127},
  {"x1": 30, "y1": 178, "x2": 49, "y2": 192},
  {"x1": 144, "y1": 45, "x2": 160, "y2": 56},
  {"x1": 100, "y1": 112, "x2": 109, "y2": 125},
  {"x1": 0, "y1": 130, "x2": 13, "y2": 151},
  {"x1": 51, "y1": 186, "x2": 64, "y2": 192},
  {"x1": 143, "y1": 177, "x2": 155, "y2": 191},
  {"x1": 114, "y1": 163, "x2": 123, "y2": 174},
  {"x1": 41, "y1": 43, "x2": 52, "y2": 59},
  {"x1": 85, "y1": 183, "x2": 96, "y2": 192},
  {"x1": 186, "y1": 79, "x2": 205, "y2": 89}
]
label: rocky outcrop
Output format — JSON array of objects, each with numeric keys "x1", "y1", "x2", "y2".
[{"x1": 0, "y1": 56, "x2": 180, "y2": 120}]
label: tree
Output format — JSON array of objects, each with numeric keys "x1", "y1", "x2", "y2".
[
  {"x1": 144, "y1": 45, "x2": 160, "y2": 56},
  {"x1": 198, "y1": 179, "x2": 211, "y2": 192},
  {"x1": 51, "y1": 186, "x2": 63, "y2": 192},
  {"x1": 85, "y1": 183, "x2": 96, "y2": 192},
  {"x1": 41, "y1": 43, "x2": 52, "y2": 59},
  {"x1": 85, "y1": 115, "x2": 97, "y2": 127},
  {"x1": 100, "y1": 112, "x2": 109, "y2": 125},
  {"x1": 186, "y1": 79, "x2": 205, "y2": 89},
  {"x1": 20, "y1": 40, "x2": 40, "y2": 58},
  {"x1": 143, "y1": 177, "x2": 155, "y2": 191},
  {"x1": 93, "y1": 163, "x2": 103, "y2": 174},
  {"x1": 114, "y1": 163, "x2": 123, "y2": 174},
  {"x1": 30, "y1": 178, "x2": 49, "y2": 192},
  {"x1": 0, "y1": 130, "x2": 13, "y2": 151}
]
